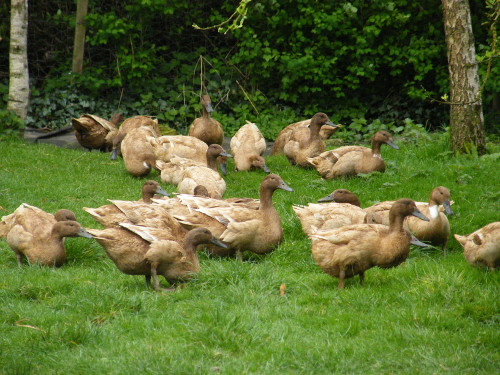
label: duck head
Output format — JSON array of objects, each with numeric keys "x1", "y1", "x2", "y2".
[
  {"x1": 250, "y1": 155, "x2": 271, "y2": 173},
  {"x1": 52, "y1": 221, "x2": 93, "y2": 239},
  {"x1": 317, "y1": 189, "x2": 361, "y2": 207},
  {"x1": 54, "y1": 209, "x2": 77, "y2": 222},
  {"x1": 372, "y1": 131, "x2": 399, "y2": 150},
  {"x1": 430, "y1": 186, "x2": 453, "y2": 215}
]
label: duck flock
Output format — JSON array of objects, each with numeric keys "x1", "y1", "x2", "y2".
[{"x1": 1, "y1": 95, "x2": 498, "y2": 290}]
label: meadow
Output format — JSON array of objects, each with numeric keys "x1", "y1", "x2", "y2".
[{"x1": 0, "y1": 132, "x2": 498, "y2": 374}]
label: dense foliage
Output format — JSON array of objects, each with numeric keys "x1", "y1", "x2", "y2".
[{"x1": 0, "y1": 0, "x2": 497, "y2": 136}]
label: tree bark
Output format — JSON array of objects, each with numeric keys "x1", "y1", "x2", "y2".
[
  {"x1": 7, "y1": 0, "x2": 29, "y2": 120},
  {"x1": 72, "y1": 0, "x2": 88, "y2": 74},
  {"x1": 441, "y1": 0, "x2": 486, "y2": 155}
]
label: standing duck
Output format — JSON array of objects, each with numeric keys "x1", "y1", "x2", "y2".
[
  {"x1": 230, "y1": 121, "x2": 270, "y2": 172},
  {"x1": 364, "y1": 186, "x2": 454, "y2": 254},
  {"x1": 283, "y1": 112, "x2": 337, "y2": 167},
  {"x1": 454, "y1": 222, "x2": 500, "y2": 270},
  {"x1": 307, "y1": 131, "x2": 399, "y2": 179},
  {"x1": 272, "y1": 118, "x2": 341, "y2": 155},
  {"x1": 159, "y1": 174, "x2": 293, "y2": 260},
  {"x1": 0, "y1": 204, "x2": 92, "y2": 266},
  {"x1": 309, "y1": 199, "x2": 429, "y2": 288},
  {"x1": 72, "y1": 113, "x2": 123, "y2": 152},
  {"x1": 87, "y1": 225, "x2": 225, "y2": 290},
  {"x1": 188, "y1": 94, "x2": 224, "y2": 146}
]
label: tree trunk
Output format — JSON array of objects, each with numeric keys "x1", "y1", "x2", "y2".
[
  {"x1": 7, "y1": 0, "x2": 29, "y2": 121},
  {"x1": 72, "y1": 0, "x2": 88, "y2": 74},
  {"x1": 441, "y1": 0, "x2": 486, "y2": 155}
]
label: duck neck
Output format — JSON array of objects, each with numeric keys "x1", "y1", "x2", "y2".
[
  {"x1": 206, "y1": 153, "x2": 218, "y2": 171},
  {"x1": 202, "y1": 106, "x2": 211, "y2": 119},
  {"x1": 388, "y1": 212, "x2": 405, "y2": 233},
  {"x1": 259, "y1": 186, "x2": 276, "y2": 211},
  {"x1": 371, "y1": 139, "x2": 382, "y2": 156},
  {"x1": 309, "y1": 122, "x2": 321, "y2": 140},
  {"x1": 182, "y1": 238, "x2": 197, "y2": 253},
  {"x1": 142, "y1": 192, "x2": 153, "y2": 204}
]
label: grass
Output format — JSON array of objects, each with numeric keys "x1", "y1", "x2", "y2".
[{"x1": 0, "y1": 133, "x2": 499, "y2": 374}]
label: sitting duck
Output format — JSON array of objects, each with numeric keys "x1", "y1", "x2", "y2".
[
  {"x1": 149, "y1": 134, "x2": 209, "y2": 164},
  {"x1": 121, "y1": 126, "x2": 159, "y2": 177},
  {"x1": 364, "y1": 186, "x2": 454, "y2": 254},
  {"x1": 272, "y1": 118, "x2": 341, "y2": 155},
  {"x1": 0, "y1": 203, "x2": 92, "y2": 266},
  {"x1": 308, "y1": 199, "x2": 429, "y2": 288},
  {"x1": 293, "y1": 189, "x2": 366, "y2": 235},
  {"x1": 230, "y1": 121, "x2": 270, "y2": 173},
  {"x1": 307, "y1": 130, "x2": 398, "y2": 179},
  {"x1": 110, "y1": 115, "x2": 160, "y2": 160},
  {"x1": 155, "y1": 174, "x2": 293, "y2": 261},
  {"x1": 157, "y1": 144, "x2": 232, "y2": 199},
  {"x1": 188, "y1": 94, "x2": 224, "y2": 146},
  {"x1": 283, "y1": 112, "x2": 338, "y2": 167},
  {"x1": 72, "y1": 113, "x2": 123, "y2": 152},
  {"x1": 87, "y1": 224, "x2": 226, "y2": 291},
  {"x1": 83, "y1": 180, "x2": 170, "y2": 228},
  {"x1": 454, "y1": 222, "x2": 500, "y2": 270}
]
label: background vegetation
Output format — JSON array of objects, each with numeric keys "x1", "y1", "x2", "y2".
[
  {"x1": 0, "y1": 0, "x2": 498, "y2": 138},
  {"x1": 0, "y1": 132, "x2": 499, "y2": 374}
]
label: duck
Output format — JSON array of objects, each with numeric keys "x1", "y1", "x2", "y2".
[
  {"x1": 363, "y1": 186, "x2": 454, "y2": 254},
  {"x1": 110, "y1": 115, "x2": 161, "y2": 160},
  {"x1": 188, "y1": 94, "x2": 224, "y2": 146},
  {"x1": 72, "y1": 113, "x2": 123, "y2": 152},
  {"x1": 157, "y1": 144, "x2": 232, "y2": 199},
  {"x1": 307, "y1": 130, "x2": 399, "y2": 179},
  {"x1": 283, "y1": 112, "x2": 337, "y2": 167},
  {"x1": 192, "y1": 185, "x2": 261, "y2": 209},
  {"x1": 308, "y1": 199, "x2": 429, "y2": 288},
  {"x1": 230, "y1": 121, "x2": 270, "y2": 173},
  {"x1": 83, "y1": 181, "x2": 180, "y2": 235},
  {"x1": 454, "y1": 222, "x2": 500, "y2": 270},
  {"x1": 160, "y1": 174, "x2": 293, "y2": 260},
  {"x1": 121, "y1": 126, "x2": 159, "y2": 177},
  {"x1": 87, "y1": 225, "x2": 226, "y2": 290},
  {"x1": 149, "y1": 134, "x2": 208, "y2": 164},
  {"x1": 272, "y1": 118, "x2": 341, "y2": 155},
  {"x1": 0, "y1": 203, "x2": 92, "y2": 266},
  {"x1": 293, "y1": 189, "x2": 366, "y2": 235}
]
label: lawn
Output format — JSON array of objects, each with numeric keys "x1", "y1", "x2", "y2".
[{"x1": 0, "y1": 132, "x2": 498, "y2": 374}]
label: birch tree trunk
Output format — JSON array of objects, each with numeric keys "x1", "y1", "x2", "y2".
[
  {"x1": 7, "y1": 0, "x2": 29, "y2": 120},
  {"x1": 72, "y1": 0, "x2": 88, "y2": 74},
  {"x1": 441, "y1": 0, "x2": 486, "y2": 155}
]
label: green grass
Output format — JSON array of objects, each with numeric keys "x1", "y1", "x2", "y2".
[{"x1": 0, "y1": 134, "x2": 499, "y2": 374}]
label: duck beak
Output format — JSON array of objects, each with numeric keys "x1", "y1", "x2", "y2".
[
  {"x1": 156, "y1": 186, "x2": 170, "y2": 197},
  {"x1": 210, "y1": 237, "x2": 228, "y2": 248},
  {"x1": 205, "y1": 102, "x2": 214, "y2": 113},
  {"x1": 410, "y1": 235, "x2": 430, "y2": 248},
  {"x1": 219, "y1": 151, "x2": 233, "y2": 158},
  {"x1": 262, "y1": 164, "x2": 271, "y2": 173},
  {"x1": 325, "y1": 120, "x2": 335, "y2": 127},
  {"x1": 279, "y1": 181, "x2": 293, "y2": 192},
  {"x1": 443, "y1": 200, "x2": 454, "y2": 215},
  {"x1": 386, "y1": 140, "x2": 399, "y2": 150},
  {"x1": 219, "y1": 162, "x2": 227, "y2": 176},
  {"x1": 317, "y1": 194, "x2": 334, "y2": 202},
  {"x1": 78, "y1": 228, "x2": 94, "y2": 239},
  {"x1": 412, "y1": 208, "x2": 430, "y2": 222},
  {"x1": 110, "y1": 148, "x2": 118, "y2": 160}
]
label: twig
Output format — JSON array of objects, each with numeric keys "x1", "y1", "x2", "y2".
[{"x1": 236, "y1": 80, "x2": 259, "y2": 115}]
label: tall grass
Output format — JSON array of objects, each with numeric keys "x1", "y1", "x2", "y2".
[{"x1": 0, "y1": 134, "x2": 498, "y2": 374}]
